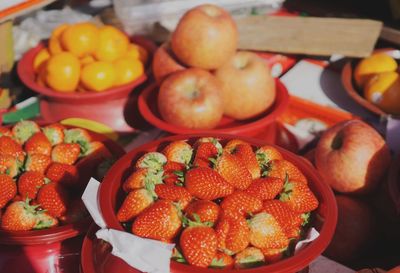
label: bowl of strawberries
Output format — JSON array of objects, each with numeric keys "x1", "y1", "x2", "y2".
[
  {"x1": 0, "y1": 120, "x2": 125, "y2": 273},
  {"x1": 81, "y1": 134, "x2": 337, "y2": 273}
]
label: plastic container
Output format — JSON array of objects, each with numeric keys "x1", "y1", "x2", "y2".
[
  {"x1": 17, "y1": 36, "x2": 157, "y2": 133},
  {"x1": 80, "y1": 134, "x2": 337, "y2": 273}
]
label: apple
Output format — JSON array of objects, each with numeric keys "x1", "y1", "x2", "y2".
[
  {"x1": 152, "y1": 43, "x2": 186, "y2": 85},
  {"x1": 214, "y1": 51, "x2": 276, "y2": 120},
  {"x1": 171, "y1": 4, "x2": 237, "y2": 70},
  {"x1": 315, "y1": 119, "x2": 391, "y2": 195},
  {"x1": 158, "y1": 68, "x2": 223, "y2": 129}
]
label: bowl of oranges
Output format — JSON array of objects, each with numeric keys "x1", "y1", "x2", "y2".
[
  {"x1": 17, "y1": 22, "x2": 156, "y2": 132},
  {"x1": 341, "y1": 49, "x2": 400, "y2": 118}
]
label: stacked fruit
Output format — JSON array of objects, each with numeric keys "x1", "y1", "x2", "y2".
[
  {"x1": 33, "y1": 22, "x2": 148, "y2": 93},
  {"x1": 117, "y1": 137, "x2": 319, "y2": 269},
  {"x1": 0, "y1": 120, "x2": 112, "y2": 231}
]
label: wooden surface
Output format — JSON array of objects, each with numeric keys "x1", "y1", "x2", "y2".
[
  {"x1": 236, "y1": 16, "x2": 383, "y2": 57},
  {"x1": 0, "y1": 0, "x2": 55, "y2": 23}
]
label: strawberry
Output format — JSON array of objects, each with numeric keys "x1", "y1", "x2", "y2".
[
  {"x1": 215, "y1": 213, "x2": 250, "y2": 255},
  {"x1": 162, "y1": 161, "x2": 186, "y2": 186},
  {"x1": 59, "y1": 199, "x2": 88, "y2": 224},
  {"x1": 82, "y1": 141, "x2": 111, "y2": 158},
  {"x1": 193, "y1": 142, "x2": 219, "y2": 168},
  {"x1": 224, "y1": 140, "x2": 260, "y2": 179},
  {"x1": 248, "y1": 212, "x2": 289, "y2": 249},
  {"x1": 24, "y1": 132, "x2": 52, "y2": 156},
  {"x1": 180, "y1": 226, "x2": 218, "y2": 267},
  {"x1": 266, "y1": 159, "x2": 307, "y2": 184},
  {"x1": 215, "y1": 152, "x2": 252, "y2": 190},
  {"x1": 64, "y1": 128, "x2": 92, "y2": 154},
  {"x1": 0, "y1": 126, "x2": 11, "y2": 137},
  {"x1": 162, "y1": 140, "x2": 193, "y2": 165},
  {"x1": 185, "y1": 167, "x2": 234, "y2": 200},
  {"x1": 18, "y1": 171, "x2": 46, "y2": 199},
  {"x1": 261, "y1": 247, "x2": 286, "y2": 263},
  {"x1": 42, "y1": 123, "x2": 65, "y2": 146},
  {"x1": 245, "y1": 177, "x2": 284, "y2": 200},
  {"x1": 185, "y1": 200, "x2": 220, "y2": 225},
  {"x1": 51, "y1": 143, "x2": 81, "y2": 165},
  {"x1": 117, "y1": 188, "x2": 154, "y2": 222},
  {"x1": 279, "y1": 179, "x2": 319, "y2": 213},
  {"x1": 11, "y1": 120, "x2": 40, "y2": 144},
  {"x1": 155, "y1": 184, "x2": 192, "y2": 209},
  {"x1": 210, "y1": 252, "x2": 234, "y2": 269},
  {"x1": 0, "y1": 154, "x2": 21, "y2": 177},
  {"x1": 123, "y1": 168, "x2": 161, "y2": 192},
  {"x1": 37, "y1": 182, "x2": 68, "y2": 217},
  {"x1": 0, "y1": 135, "x2": 25, "y2": 162},
  {"x1": 1, "y1": 200, "x2": 38, "y2": 231},
  {"x1": 256, "y1": 145, "x2": 283, "y2": 167},
  {"x1": 193, "y1": 137, "x2": 223, "y2": 151},
  {"x1": 46, "y1": 163, "x2": 79, "y2": 187},
  {"x1": 220, "y1": 191, "x2": 262, "y2": 218},
  {"x1": 34, "y1": 211, "x2": 59, "y2": 229},
  {"x1": 234, "y1": 247, "x2": 265, "y2": 269},
  {"x1": 25, "y1": 154, "x2": 51, "y2": 174},
  {"x1": 131, "y1": 200, "x2": 182, "y2": 242},
  {"x1": 0, "y1": 174, "x2": 17, "y2": 208},
  {"x1": 262, "y1": 200, "x2": 303, "y2": 238},
  {"x1": 135, "y1": 152, "x2": 167, "y2": 172}
]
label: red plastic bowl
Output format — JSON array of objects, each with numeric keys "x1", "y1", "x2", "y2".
[
  {"x1": 138, "y1": 79, "x2": 289, "y2": 136},
  {"x1": 0, "y1": 129, "x2": 125, "y2": 273},
  {"x1": 81, "y1": 134, "x2": 337, "y2": 273},
  {"x1": 17, "y1": 36, "x2": 157, "y2": 133}
]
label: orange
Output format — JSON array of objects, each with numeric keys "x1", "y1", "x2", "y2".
[
  {"x1": 33, "y1": 48, "x2": 50, "y2": 73},
  {"x1": 80, "y1": 61, "x2": 116, "y2": 92},
  {"x1": 94, "y1": 26, "x2": 129, "y2": 62},
  {"x1": 364, "y1": 71, "x2": 400, "y2": 115},
  {"x1": 125, "y1": 43, "x2": 148, "y2": 64},
  {"x1": 80, "y1": 55, "x2": 95, "y2": 66},
  {"x1": 354, "y1": 53, "x2": 397, "y2": 88},
  {"x1": 114, "y1": 56, "x2": 144, "y2": 86},
  {"x1": 36, "y1": 61, "x2": 48, "y2": 87},
  {"x1": 44, "y1": 52, "x2": 80, "y2": 92},
  {"x1": 60, "y1": 22, "x2": 99, "y2": 58},
  {"x1": 48, "y1": 24, "x2": 69, "y2": 55}
]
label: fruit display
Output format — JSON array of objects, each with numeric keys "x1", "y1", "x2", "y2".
[
  {"x1": 115, "y1": 137, "x2": 320, "y2": 269},
  {"x1": 33, "y1": 22, "x2": 148, "y2": 93}
]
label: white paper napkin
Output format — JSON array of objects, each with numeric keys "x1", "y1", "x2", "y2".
[{"x1": 294, "y1": 228, "x2": 320, "y2": 254}]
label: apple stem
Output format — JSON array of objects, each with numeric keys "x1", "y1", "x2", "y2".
[{"x1": 331, "y1": 132, "x2": 344, "y2": 150}]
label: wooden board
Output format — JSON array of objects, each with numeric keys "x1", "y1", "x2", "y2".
[
  {"x1": 0, "y1": 0, "x2": 55, "y2": 23},
  {"x1": 236, "y1": 16, "x2": 383, "y2": 57}
]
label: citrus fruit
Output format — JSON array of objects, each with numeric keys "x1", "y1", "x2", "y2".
[
  {"x1": 354, "y1": 53, "x2": 397, "y2": 88},
  {"x1": 80, "y1": 55, "x2": 95, "y2": 66},
  {"x1": 364, "y1": 71, "x2": 400, "y2": 115},
  {"x1": 44, "y1": 52, "x2": 80, "y2": 92},
  {"x1": 125, "y1": 43, "x2": 148, "y2": 64},
  {"x1": 80, "y1": 61, "x2": 116, "y2": 92},
  {"x1": 33, "y1": 48, "x2": 50, "y2": 73},
  {"x1": 94, "y1": 26, "x2": 129, "y2": 62},
  {"x1": 60, "y1": 22, "x2": 99, "y2": 58},
  {"x1": 113, "y1": 56, "x2": 144, "y2": 86},
  {"x1": 48, "y1": 24, "x2": 69, "y2": 55}
]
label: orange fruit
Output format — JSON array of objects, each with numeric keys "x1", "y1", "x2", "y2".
[
  {"x1": 33, "y1": 48, "x2": 50, "y2": 73},
  {"x1": 364, "y1": 71, "x2": 400, "y2": 115},
  {"x1": 36, "y1": 62, "x2": 48, "y2": 87},
  {"x1": 80, "y1": 61, "x2": 116, "y2": 92},
  {"x1": 126, "y1": 43, "x2": 148, "y2": 64},
  {"x1": 94, "y1": 26, "x2": 129, "y2": 62},
  {"x1": 114, "y1": 56, "x2": 144, "y2": 86},
  {"x1": 354, "y1": 53, "x2": 397, "y2": 88},
  {"x1": 80, "y1": 55, "x2": 95, "y2": 66},
  {"x1": 44, "y1": 52, "x2": 80, "y2": 92},
  {"x1": 60, "y1": 22, "x2": 99, "y2": 58},
  {"x1": 48, "y1": 24, "x2": 69, "y2": 55}
]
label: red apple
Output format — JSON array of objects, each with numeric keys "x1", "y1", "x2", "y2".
[
  {"x1": 152, "y1": 43, "x2": 186, "y2": 85},
  {"x1": 171, "y1": 4, "x2": 237, "y2": 70},
  {"x1": 315, "y1": 119, "x2": 391, "y2": 195},
  {"x1": 158, "y1": 68, "x2": 223, "y2": 129},
  {"x1": 214, "y1": 51, "x2": 276, "y2": 120}
]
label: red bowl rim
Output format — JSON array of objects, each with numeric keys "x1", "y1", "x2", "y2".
[
  {"x1": 138, "y1": 79, "x2": 289, "y2": 135},
  {"x1": 97, "y1": 133, "x2": 338, "y2": 273}
]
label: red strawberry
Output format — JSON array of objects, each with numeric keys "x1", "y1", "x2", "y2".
[
  {"x1": 131, "y1": 200, "x2": 182, "y2": 242},
  {"x1": 117, "y1": 189, "x2": 154, "y2": 222},
  {"x1": 162, "y1": 140, "x2": 193, "y2": 165},
  {"x1": 0, "y1": 136, "x2": 25, "y2": 162},
  {"x1": 0, "y1": 154, "x2": 21, "y2": 177},
  {"x1": 11, "y1": 120, "x2": 40, "y2": 144},
  {"x1": 34, "y1": 211, "x2": 59, "y2": 229},
  {"x1": 0, "y1": 174, "x2": 17, "y2": 208},
  {"x1": 185, "y1": 200, "x2": 220, "y2": 225},
  {"x1": 37, "y1": 182, "x2": 68, "y2": 217},
  {"x1": 46, "y1": 163, "x2": 79, "y2": 187},
  {"x1": 1, "y1": 200, "x2": 38, "y2": 231},
  {"x1": 51, "y1": 143, "x2": 81, "y2": 165},
  {"x1": 123, "y1": 168, "x2": 148, "y2": 191},
  {"x1": 18, "y1": 171, "x2": 46, "y2": 199},
  {"x1": 185, "y1": 167, "x2": 234, "y2": 200},
  {"x1": 256, "y1": 145, "x2": 283, "y2": 167},
  {"x1": 64, "y1": 128, "x2": 92, "y2": 153},
  {"x1": 261, "y1": 248, "x2": 286, "y2": 263},
  {"x1": 163, "y1": 161, "x2": 186, "y2": 186},
  {"x1": 24, "y1": 132, "x2": 52, "y2": 156},
  {"x1": 215, "y1": 152, "x2": 252, "y2": 190},
  {"x1": 135, "y1": 152, "x2": 167, "y2": 172},
  {"x1": 180, "y1": 226, "x2": 218, "y2": 267},
  {"x1": 279, "y1": 180, "x2": 319, "y2": 213},
  {"x1": 0, "y1": 126, "x2": 11, "y2": 137},
  {"x1": 25, "y1": 154, "x2": 51, "y2": 174},
  {"x1": 193, "y1": 142, "x2": 219, "y2": 168},
  {"x1": 266, "y1": 159, "x2": 307, "y2": 184},
  {"x1": 82, "y1": 141, "x2": 111, "y2": 158},
  {"x1": 59, "y1": 199, "x2": 89, "y2": 224},
  {"x1": 234, "y1": 247, "x2": 265, "y2": 269},
  {"x1": 220, "y1": 191, "x2": 262, "y2": 218},
  {"x1": 155, "y1": 184, "x2": 192, "y2": 209},
  {"x1": 210, "y1": 252, "x2": 234, "y2": 269},
  {"x1": 224, "y1": 140, "x2": 260, "y2": 179},
  {"x1": 215, "y1": 213, "x2": 250, "y2": 255},
  {"x1": 42, "y1": 123, "x2": 65, "y2": 145},
  {"x1": 248, "y1": 212, "x2": 289, "y2": 249},
  {"x1": 245, "y1": 177, "x2": 284, "y2": 200}
]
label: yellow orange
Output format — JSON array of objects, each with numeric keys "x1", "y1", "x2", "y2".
[
  {"x1": 94, "y1": 26, "x2": 129, "y2": 62},
  {"x1": 114, "y1": 56, "x2": 144, "y2": 86},
  {"x1": 48, "y1": 24, "x2": 69, "y2": 55},
  {"x1": 60, "y1": 22, "x2": 99, "y2": 58},
  {"x1": 44, "y1": 52, "x2": 80, "y2": 92},
  {"x1": 80, "y1": 55, "x2": 95, "y2": 66},
  {"x1": 33, "y1": 48, "x2": 50, "y2": 73},
  {"x1": 36, "y1": 61, "x2": 48, "y2": 87},
  {"x1": 126, "y1": 43, "x2": 148, "y2": 64},
  {"x1": 80, "y1": 61, "x2": 116, "y2": 92}
]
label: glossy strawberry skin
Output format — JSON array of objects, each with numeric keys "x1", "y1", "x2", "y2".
[
  {"x1": 0, "y1": 136, "x2": 25, "y2": 162},
  {"x1": 163, "y1": 161, "x2": 186, "y2": 186},
  {"x1": 25, "y1": 154, "x2": 51, "y2": 174},
  {"x1": 0, "y1": 154, "x2": 20, "y2": 178},
  {"x1": 185, "y1": 200, "x2": 220, "y2": 225},
  {"x1": 220, "y1": 191, "x2": 262, "y2": 218},
  {"x1": 117, "y1": 189, "x2": 154, "y2": 222},
  {"x1": 267, "y1": 159, "x2": 307, "y2": 184},
  {"x1": 211, "y1": 252, "x2": 234, "y2": 269},
  {"x1": 18, "y1": 171, "x2": 46, "y2": 200},
  {"x1": 245, "y1": 177, "x2": 284, "y2": 200},
  {"x1": 279, "y1": 180, "x2": 319, "y2": 213},
  {"x1": 51, "y1": 143, "x2": 81, "y2": 165},
  {"x1": 224, "y1": 140, "x2": 260, "y2": 180},
  {"x1": 46, "y1": 163, "x2": 79, "y2": 187},
  {"x1": 37, "y1": 182, "x2": 68, "y2": 218},
  {"x1": 42, "y1": 123, "x2": 65, "y2": 146},
  {"x1": 193, "y1": 142, "x2": 219, "y2": 168},
  {"x1": 24, "y1": 132, "x2": 52, "y2": 156},
  {"x1": 155, "y1": 184, "x2": 192, "y2": 209},
  {"x1": 215, "y1": 213, "x2": 250, "y2": 255},
  {"x1": 1, "y1": 201, "x2": 37, "y2": 231},
  {"x1": 234, "y1": 247, "x2": 265, "y2": 269},
  {"x1": 162, "y1": 140, "x2": 193, "y2": 165},
  {"x1": 0, "y1": 174, "x2": 17, "y2": 209},
  {"x1": 215, "y1": 152, "x2": 252, "y2": 190}
]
